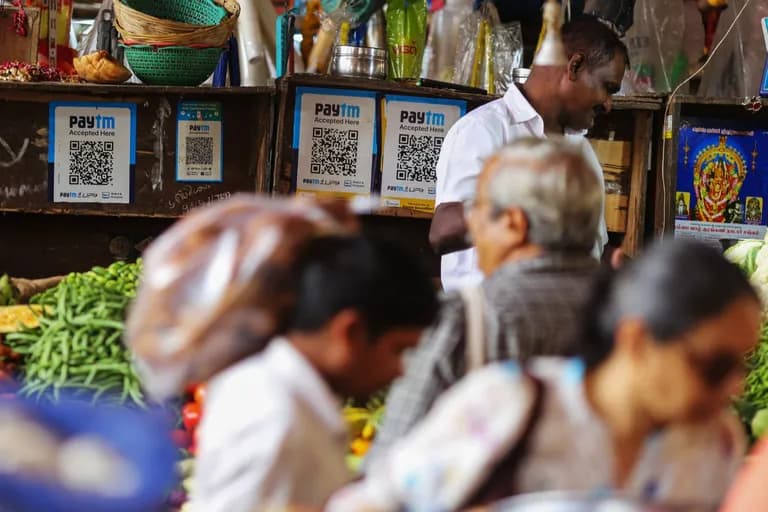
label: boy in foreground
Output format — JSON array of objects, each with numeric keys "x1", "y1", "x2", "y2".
[{"x1": 189, "y1": 235, "x2": 438, "y2": 512}]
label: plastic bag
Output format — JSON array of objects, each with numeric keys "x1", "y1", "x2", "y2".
[
  {"x1": 698, "y1": 0, "x2": 768, "y2": 98},
  {"x1": 620, "y1": 0, "x2": 686, "y2": 94},
  {"x1": 584, "y1": 0, "x2": 636, "y2": 37},
  {"x1": 453, "y1": 2, "x2": 503, "y2": 93},
  {"x1": 386, "y1": 0, "x2": 428, "y2": 79},
  {"x1": 422, "y1": 0, "x2": 473, "y2": 82},
  {"x1": 125, "y1": 194, "x2": 358, "y2": 401},
  {"x1": 493, "y1": 22, "x2": 523, "y2": 94},
  {"x1": 23, "y1": 0, "x2": 75, "y2": 73}
]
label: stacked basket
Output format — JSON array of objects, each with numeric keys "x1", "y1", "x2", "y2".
[{"x1": 114, "y1": 0, "x2": 239, "y2": 86}]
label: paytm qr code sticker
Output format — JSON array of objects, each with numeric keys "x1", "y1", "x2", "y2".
[
  {"x1": 293, "y1": 87, "x2": 377, "y2": 200},
  {"x1": 380, "y1": 96, "x2": 465, "y2": 213},
  {"x1": 176, "y1": 101, "x2": 223, "y2": 182},
  {"x1": 49, "y1": 102, "x2": 136, "y2": 204}
]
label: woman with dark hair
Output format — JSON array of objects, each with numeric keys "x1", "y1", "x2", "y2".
[{"x1": 328, "y1": 240, "x2": 761, "y2": 511}]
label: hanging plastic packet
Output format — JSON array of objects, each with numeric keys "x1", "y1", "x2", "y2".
[
  {"x1": 306, "y1": 6, "x2": 352, "y2": 73},
  {"x1": 386, "y1": 0, "x2": 428, "y2": 80},
  {"x1": 423, "y1": 0, "x2": 472, "y2": 82},
  {"x1": 493, "y1": 22, "x2": 523, "y2": 94},
  {"x1": 453, "y1": 1, "x2": 500, "y2": 91}
]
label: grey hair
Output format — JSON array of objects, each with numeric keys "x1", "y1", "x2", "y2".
[{"x1": 484, "y1": 137, "x2": 602, "y2": 253}]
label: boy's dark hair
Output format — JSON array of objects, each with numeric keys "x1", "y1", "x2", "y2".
[
  {"x1": 562, "y1": 15, "x2": 630, "y2": 69},
  {"x1": 288, "y1": 234, "x2": 438, "y2": 340},
  {"x1": 577, "y1": 240, "x2": 758, "y2": 369}
]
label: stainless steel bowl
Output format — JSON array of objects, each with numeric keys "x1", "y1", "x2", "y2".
[
  {"x1": 513, "y1": 67, "x2": 531, "y2": 84},
  {"x1": 330, "y1": 46, "x2": 387, "y2": 79}
]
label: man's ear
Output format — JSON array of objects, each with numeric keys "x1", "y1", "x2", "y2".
[
  {"x1": 613, "y1": 318, "x2": 649, "y2": 360},
  {"x1": 326, "y1": 309, "x2": 367, "y2": 363},
  {"x1": 496, "y1": 206, "x2": 529, "y2": 247},
  {"x1": 568, "y1": 52, "x2": 586, "y2": 80}
]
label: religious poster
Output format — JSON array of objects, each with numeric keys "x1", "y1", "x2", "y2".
[{"x1": 675, "y1": 119, "x2": 768, "y2": 241}]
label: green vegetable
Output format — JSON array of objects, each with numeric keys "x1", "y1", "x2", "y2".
[
  {"x1": 4, "y1": 260, "x2": 144, "y2": 406},
  {"x1": 752, "y1": 408, "x2": 768, "y2": 439},
  {"x1": 0, "y1": 274, "x2": 16, "y2": 306},
  {"x1": 725, "y1": 239, "x2": 763, "y2": 277}
]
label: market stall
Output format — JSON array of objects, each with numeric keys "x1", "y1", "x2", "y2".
[
  {"x1": 0, "y1": 82, "x2": 274, "y2": 276},
  {"x1": 273, "y1": 73, "x2": 664, "y2": 270}
]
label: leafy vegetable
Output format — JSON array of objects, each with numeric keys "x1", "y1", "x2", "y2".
[{"x1": 3, "y1": 261, "x2": 144, "y2": 406}]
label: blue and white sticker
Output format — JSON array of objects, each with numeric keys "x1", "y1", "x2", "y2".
[
  {"x1": 380, "y1": 95, "x2": 465, "y2": 212},
  {"x1": 176, "y1": 102, "x2": 223, "y2": 182},
  {"x1": 292, "y1": 87, "x2": 377, "y2": 199},
  {"x1": 49, "y1": 102, "x2": 136, "y2": 204}
]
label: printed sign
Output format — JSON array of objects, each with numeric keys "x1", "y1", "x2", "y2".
[
  {"x1": 176, "y1": 101, "x2": 223, "y2": 182},
  {"x1": 49, "y1": 102, "x2": 136, "y2": 204},
  {"x1": 380, "y1": 95, "x2": 465, "y2": 213},
  {"x1": 292, "y1": 87, "x2": 377, "y2": 200},
  {"x1": 674, "y1": 118, "x2": 768, "y2": 241}
]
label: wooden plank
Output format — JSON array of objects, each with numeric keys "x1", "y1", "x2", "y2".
[
  {"x1": 0, "y1": 84, "x2": 274, "y2": 217},
  {"x1": 655, "y1": 101, "x2": 680, "y2": 236},
  {"x1": 0, "y1": 211, "x2": 175, "y2": 278},
  {"x1": 622, "y1": 111, "x2": 653, "y2": 256}
]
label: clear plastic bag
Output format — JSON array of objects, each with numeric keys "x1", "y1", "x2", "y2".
[
  {"x1": 453, "y1": 1, "x2": 503, "y2": 93},
  {"x1": 125, "y1": 195, "x2": 358, "y2": 401},
  {"x1": 493, "y1": 22, "x2": 523, "y2": 94},
  {"x1": 698, "y1": 0, "x2": 768, "y2": 98},
  {"x1": 620, "y1": 0, "x2": 686, "y2": 94},
  {"x1": 423, "y1": 0, "x2": 473, "y2": 82}
]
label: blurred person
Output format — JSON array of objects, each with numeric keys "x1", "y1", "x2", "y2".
[
  {"x1": 330, "y1": 240, "x2": 758, "y2": 511},
  {"x1": 720, "y1": 438, "x2": 768, "y2": 511},
  {"x1": 430, "y1": 15, "x2": 629, "y2": 291},
  {"x1": 368, "y1": 137, "x2": 603, "y2": 465},
  {"x1": 188, "y1": 235, "x2": 438, "y2": 512}
]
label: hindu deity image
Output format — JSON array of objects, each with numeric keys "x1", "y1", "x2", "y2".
[
  {"x1": 746, "y1": 196, "x2": 764, "y2": 224},
  {"x1": 693, "y1": 136, "x2": 748, "y2": 223}
]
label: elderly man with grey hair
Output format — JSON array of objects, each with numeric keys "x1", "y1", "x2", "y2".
[{"x1": 366, "y1": 137, "x2": 603, "y2": 467}]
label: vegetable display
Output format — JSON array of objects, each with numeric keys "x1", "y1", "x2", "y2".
[
  {"x1": 3, "y1": 261, "x2": 144, "y2": 406},
  {"x1": 726, "y1": 238, "x2": 768, "y2": 437},
  {"x1": 343, "y1": 390, "x2": 386, "y2": 473}
]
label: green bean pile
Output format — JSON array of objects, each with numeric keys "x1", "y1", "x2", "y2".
[{"x1": 4, "y1": 260, "x2": 144, "y2": 405}]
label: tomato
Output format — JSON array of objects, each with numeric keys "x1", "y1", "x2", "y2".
[
  {"x1": 193, "y1": 383, "x2": 206, "y2": 407},
  {"x1": 170, "y1": 429, "x2": 192, "y2": 449},
  {"x1": 182, "y1": 402, "x2": 202, "y2": 431}
]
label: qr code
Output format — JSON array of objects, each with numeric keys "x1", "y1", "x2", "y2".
[
  {"x1": 186, "y1": 137, "x2": 214, "y2": 166},
  {"x1": 310, "y1": 128, "x2": 358, "y2": 176},
  {"x1": 396, "y1": 134, "x2": 443, "y2": 182},
  {"x1": 67, "y1": 140, "x2": 114, "y2": 186}
]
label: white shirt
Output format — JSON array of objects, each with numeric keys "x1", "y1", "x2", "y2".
[
  {"x1": 328, "y1": 359, "x2": 745, "y2": 511},
  {"x1": 190, "y1": 339, "x2": 351, "y2": 512},
  {"x1": 435, "y1": 85, "x2": 609, "y2": 291}
]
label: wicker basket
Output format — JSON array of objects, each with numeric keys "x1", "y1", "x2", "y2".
[
  {"x1": 114, "y1": 0, "x2": 239, "y2": 48},
  {"x1": 123, "y1": 45, "x2": 223, "y2": 86}
]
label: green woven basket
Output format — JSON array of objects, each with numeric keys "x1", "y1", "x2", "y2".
[
  {"x1": 123, "y1": 45, "x2": 223, "y2": 86},
  {"x1": 121, "y1": 0, "x2": 227, "y2": 25}
]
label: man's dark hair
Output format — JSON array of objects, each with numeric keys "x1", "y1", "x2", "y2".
[
  {"x1": 562, "y1": 15, "x2": 630, "y2": 69},
  {"x1": 288, "y1": 234, "x2": 438, "y2": 340}
]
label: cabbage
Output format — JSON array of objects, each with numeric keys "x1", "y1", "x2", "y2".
[{"x1": 725, "y1": 239, "x2": 764, "y2": 277}]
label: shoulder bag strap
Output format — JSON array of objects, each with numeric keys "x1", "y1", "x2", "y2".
[{"x1": 459, "y1": 285, "x2": 486, "y2": 373}]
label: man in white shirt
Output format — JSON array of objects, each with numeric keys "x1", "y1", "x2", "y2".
[
  {"x1": 190, "y1": 235, "x2": 438, "y2": 512},
  {"x1": 430, "y1": 16, "x2": 629, "y2": 291}
]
